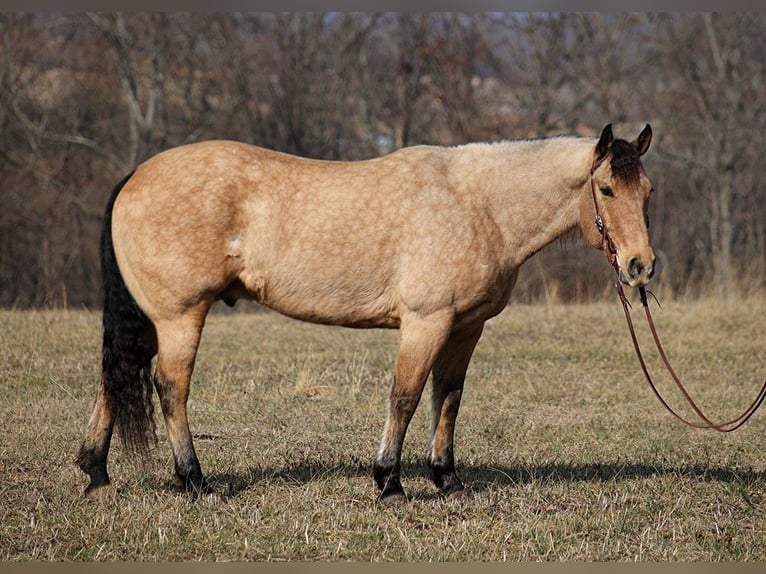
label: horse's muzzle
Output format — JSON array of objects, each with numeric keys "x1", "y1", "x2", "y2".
[{"x1": 620, "y1": 256, "x2": 655, "y2": 287}]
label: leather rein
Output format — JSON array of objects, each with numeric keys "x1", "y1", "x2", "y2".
[{"x1": 589, "y1": 168, "x2": 766, "y2": 432}]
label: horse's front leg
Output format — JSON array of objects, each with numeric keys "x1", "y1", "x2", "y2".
[
  {"x1": 427, "y1": 322, "x2": 484, "y2": 497},
  {"x1": 373, "y1": 310, "x2": 454, "y2": 504}
]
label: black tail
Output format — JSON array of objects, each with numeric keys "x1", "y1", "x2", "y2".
[{"x1": 101, "y1": 170, "x2": 157, "y2": 457}]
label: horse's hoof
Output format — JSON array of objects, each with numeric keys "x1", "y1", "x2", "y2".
[
  {"x1": 84, "y1": 482, "x2": 116, "y2": 500},
  {"x1": 377, "y1": 490, "x2": 408, "y2": 506},
  {"x1": 435, "y1": 472, "x2": 465, "y2": 498},
  {"x1": 183, "y1": 479, "x2": 212, "y2": 499},
  {"x1": 440, "y1": 485, "x2": 468, "y2": 500}
]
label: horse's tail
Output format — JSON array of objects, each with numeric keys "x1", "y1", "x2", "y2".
[{"x1": 100, "y1": 170, "x2": 157, "y2": 457}]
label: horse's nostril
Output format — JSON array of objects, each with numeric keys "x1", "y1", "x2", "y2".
[{"x1": 628, "y1": 257, "x2": 643, "y2": 279}]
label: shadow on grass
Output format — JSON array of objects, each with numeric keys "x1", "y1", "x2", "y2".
[
  {"x1": 460, "y1": 460, "x2": 766, "y2": 491},
  {"x1": 198, "y1": 456, "x2": 766, "y2": 499}
]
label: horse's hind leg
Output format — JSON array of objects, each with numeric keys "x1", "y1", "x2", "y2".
[
  {"x1": 374, "y1": 310, "x2": 453, "y2": 503},
  {"x1": 427, "y1": 323, "x2": 484, "y2": 497},
  {"x1": 153, "y1": 309, "x2": 209, "y2": 495},
  {"x1": 76, "y1": 384, "x2": 115, "y2": 496}
]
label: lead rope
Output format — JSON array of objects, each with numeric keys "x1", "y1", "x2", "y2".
[{"x1": 591, "y1": 173, "x2": 766, "y2": 432}]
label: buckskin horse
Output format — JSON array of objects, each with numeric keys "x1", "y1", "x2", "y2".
[{"x1": 77, "y1": 123, "x2": 655, "y2": 503}]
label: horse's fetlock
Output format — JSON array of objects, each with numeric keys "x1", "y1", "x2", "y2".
[
  {"x1": 175, "y1": 455, "x2": 203, "y2": 480},
  {"x1": 374, "y1": 472, "x2": 406, "y2": 503},
  {"x1": 79, "y1": 443, "x2": 112, "y2": 488},
  {"x1": 373, "y1": 465, "x2": 391, "y2": 491},
  {"x1": 75, "y1": 446, "x2": 95, "y2": 473},
  {"x1": 373, "y1": 458, "x2": 400, "y2": 490},
  {"x1": 428, "y1": 451, "x2": 462, "y2": 492},
  {"x1": 430, "y1": 460, "x2": 464, "y2": 496}
]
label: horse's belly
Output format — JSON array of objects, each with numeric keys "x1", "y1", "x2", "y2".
[
  {"x1": 266, "y1": 294, "x2": 401, "y2": 329},
  {"x1": 238, "y1": 267, "x2": 401, "y2": 329}
]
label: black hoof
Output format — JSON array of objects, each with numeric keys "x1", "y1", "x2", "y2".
[
  {"x1": 174, "y1": 457, "x2": 210, "y2": 498},
  {"x1": 377, "y1": 489, "x2": 408, "y2": 506},
  {"x1": 429, "y1": 459, "x2": 465, "y2": 498},
  {"x1": 439, "y1": 476, "x2": 466, "y2": 499},
  {"x1": 373, "y1": 462, "x2": 407, "y2": 504},
  {"x1": 179, "y1": 475, "x2": 211, "y2": 498},
  {"x1": 175, "y1": 464, "x2": 211, "y2": 498},
  {"x1": 84, "y1": 480, "x2": 115, "y2": 499}
]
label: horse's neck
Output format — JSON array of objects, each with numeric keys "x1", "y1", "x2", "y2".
[{"x1": 454, "y1": 138, "x2": 594, "y2": 266}]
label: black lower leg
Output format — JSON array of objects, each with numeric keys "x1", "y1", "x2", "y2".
[
  {"x1": 175, "y1": 457, "x2": 209, "y2": 496},
  {"x1": 76, "y1": 445, "x2": 111, "y2": 495},
  {"x1": 373, "y1": 459, "x2": 405, "y2": 502}
]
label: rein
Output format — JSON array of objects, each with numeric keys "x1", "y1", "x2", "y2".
[{"x1": 589, "y1": 171, "x2": 766, "y2": 432}]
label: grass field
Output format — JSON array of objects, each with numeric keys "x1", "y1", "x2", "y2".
[{"x1": 2, "y1": 296, "x2": 765, "y2": 561}]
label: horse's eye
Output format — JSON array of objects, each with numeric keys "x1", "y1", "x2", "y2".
[{"x1": 600, "y1": 185, "x2": 614, "y2": 197}]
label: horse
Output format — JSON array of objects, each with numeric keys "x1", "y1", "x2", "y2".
[{"x1": 76, "y1": 123, "x2": 655, "y2": 503}]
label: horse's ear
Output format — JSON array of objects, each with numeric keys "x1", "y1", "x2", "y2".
[
  {"x1": 593, "y1": 123, "x2": 613, "y2": 171},
  {"x1": 632, "y1": 123, "x2": 652, "y2": 156}
]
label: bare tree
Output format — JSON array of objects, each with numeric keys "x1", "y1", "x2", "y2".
[
  {"x1": 0, "y1": 14, "x2": 107, "y2": 306},
  {"x1": 650, "y1": 13, "x2": 766, "y2": 297},
  {"x1": 1, "y1": 13, "x2": 765, "y2": 307}
]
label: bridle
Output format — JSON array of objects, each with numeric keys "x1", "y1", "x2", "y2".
[{"x1": 589, "y1": 164, "x2": 766, "y2": 432}]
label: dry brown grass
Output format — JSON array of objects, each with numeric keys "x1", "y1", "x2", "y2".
[{"x1": 2, "y1": 296, "x2": 766, "y2": 561}]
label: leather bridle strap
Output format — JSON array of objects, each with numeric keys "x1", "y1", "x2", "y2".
[
  {"x1": 590, "y1": 170, "x2": 766, "y2": 432},
  {"x1": 635, "y1": 285, "x2": 766, "y2": 432},
  {"x1": 589, "y1": 165, "x2": 620, "y2": 276}
]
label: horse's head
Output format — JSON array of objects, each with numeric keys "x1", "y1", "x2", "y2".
[{"x1": 580, "y1": 123, "x2": 655, "y2": 288}]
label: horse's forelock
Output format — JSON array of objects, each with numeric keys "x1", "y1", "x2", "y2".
[{"x1": 609, "y1": 139, "x2": 642, "y2": 183}]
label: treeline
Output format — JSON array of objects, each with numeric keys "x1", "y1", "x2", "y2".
[{"x1": 1, "y1": 13, "x2": 765, "y2": 308}]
